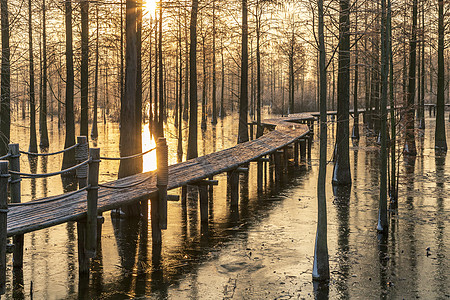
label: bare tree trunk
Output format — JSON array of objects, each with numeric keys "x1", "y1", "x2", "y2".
[
  {"x1": 332, "y1": 0, "x2": 351, "y2": 185},
  {"x1": 211, "y1": 0, "x2": 217, "y2": 125},
  {"x1": 313, "y1": 0, "x2": 329, "y2": 282},
  {"x1": 28, "y1": 0, "x2": 37, "y2": 153},
  {"x1": 404, "y1": 0, "x2": 418, "y2": 156},
  {"x1": 352, "y1": 7, "x2": 359, "y2": 140},
  {"x1": 256, "y1": 0, "x2": 262, "y2": 138},
  {"x1": 80, "y1": 0, "x2": 89, "y2": 138},
  {"x1": 220, "y1": 37, "x2": 225, "y2": 118},
  {"x1": 187, "y1": 0, "x2": 198, "y2": 159},
  {"x1": 238, "y1": 0, "x2": 249, "y2": 144},
  {"x1": 39, "y1": 0, "x2": 49, "y2": 148},
  {"x1": 435, "y1": 0, "x2": 447, "y2": 152},
  {"x1": 62, "y1": 0, "x2": 76, "y2": 171},
  {"x1": 135, "y1": 0, "x2": 142, "y2": 170},
  {"x1": 378, "y1": 0, "x2": 389, "y2": 233},
  {"x1": 158, "y1": 1, "x2": 164, "y2": 137},
  {"x1": 91, "y1": 4, "x2": 99, "y2": 140}
]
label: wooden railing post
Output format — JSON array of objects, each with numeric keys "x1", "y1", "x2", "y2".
[
  {"x1": 75, "y1": 136, "x2": 89, "y2": 188},
  {"x1": 0, "y1": 160, "x2": 9, "y2": 295},
  {"x1": 157, "y1": 137, "x2": 168, "y2": 230},
  {"x1": 8, "y1": 144, "x2": 23, "y2": 268},
  {"x1": 86, "y1": 148, "x2": 100, "y2": 258}
]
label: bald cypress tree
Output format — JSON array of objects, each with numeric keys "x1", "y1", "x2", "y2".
[
  {"x1": 0, "y1": 0, "x2": 10, "y2": 155},
  {"x1": 238, "y1": 0, "x2": 249, "y2": 144},
  {"x1": 435, "y1": 0, "x2": 447, "y2": 153},
  {"x1": 332, "y1": 0, "x2": 351, "y2": 185}
]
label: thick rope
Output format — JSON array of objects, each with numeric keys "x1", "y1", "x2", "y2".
[
  {"x1": 75, "y1": 142, "x2": 89, "y2": 179},
  {"x1": 10, "y1": 159, "x2": 90, "y2": 178},
  {"x1": 8, "y1": 186, "x2": 89, "y2": 207},
  {"x1": 19, "y1": 143, "x2": 79, "y2": 157},
  {"x1": 0, "y1": 153, "x2": 11, "y2": 160},
  {"x1": 98, "y1": 175, "x2": 152, "y2": 190},
  {"x1": 99, "y1": 147, "x2": 156, "y2": 161}
]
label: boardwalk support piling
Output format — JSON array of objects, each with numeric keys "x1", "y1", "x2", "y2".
[
  {"x1": 77, "y1": 220, "x2": 89, "y2": 274},
  {"x1": 9, "y1": 144, "x2": 23, "y2": 268},
  {"x1": 300, "y1": 138, "x2": 306, "y2": 162},
  {"x1": 157, "y1": 138, "x2": 168, "y2": 230},
  {"x1": 274, "y1": 151, "x2": 282, "y2": 181},
  {"x1": 228, "y1": 170, "x2": 239, "y2": 207},
  {"x1": 294, "y1": 142, "x2": 299, "y2": 166},
  {"x1": 75, "y1": 136, "x2": 89, "y2": 188},
  {"x1": 195, "y1": 180, "x2": 218, "y2": 224},
  {"x1": 0, "y1": 161, "x2": 9, "y2": 295},
  {"x1": 86, "y1": 148, "x2": 100, "y2": 258}
]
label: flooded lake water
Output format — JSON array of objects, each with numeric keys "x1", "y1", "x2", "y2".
[{"x1": 3, "y1": 112, "x2": 449, "y2": 299}]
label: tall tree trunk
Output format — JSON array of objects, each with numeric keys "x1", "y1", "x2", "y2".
[
  {"x1": 39, "y1": 0, "x2": 49, "y2": 148},
  {"x1": 220, "y1": 37, "x2": 225, "y2": 118},
  {"x1": 154, "y1": 13, "x2": 158, "y2": 136},
  {"x1": 183, "y1": 8, "x2": 189, "y2": 121},
  {"x1": 158, "y1": 1, "x2": 164, "y2": 137},
  {"x1": 201, "y1": 29, "x2": 207, "y2": 130},
  {"x1": 404, "y1": 0, "x2": 417, "y2": 156},
  {"x1": 435, "y1": 0, "x2": 447, "y2": 152},
  {"x1": 352, "y1": 7, "x2": 359, "y2": 140},
  {"x1": 135, "y1": 0, "x2": 142, "y2": 170},
  {"x1": 419, "y1": 1, "x2": 425, "y2": 129},
  {"x1": 378, "y1": 0, "x2": 389, "y2": 233},
  {"x1": 313, "y1": 0, "x2": 329, "y2": 282},
  {"x1": 211, "y1": 0, "x2": 217, "y2": 125},
  {"x1": 80, "y1": 0, "x2": 89, "y2": 138},
  {"x1": 388, "y1": 0, "x2": 397, "y2": 205},
  {"x1": 119, "y1": 0, "x2": 138, "y2": 178},
  {"x1": 0, "y1": 0, "x2": 9, "y2": 155},
  {"x1": 91, "y1": 4, "x2": 99, "y2": 140},
  {"x1": 238, "y1": 0, "x2": 249, "y2": 144},
  {"x1": 28, "y1": 0, "x2": 37, "y2": 153},
  {"x1": 62, "y1": 0, "x2": 76, "y2": 170},
  {"x1": 332, "y1": 0, "x2": 351, "y2": 185},
  {"x1": 177, "y1": 5, "x2": 183, "y2": 162},
  {"x1": 187, "y1": 0, "x2": 198, "y2": 159},
  {"x1": 256, "y1": 1, "x2": 262, "y2": 138}
]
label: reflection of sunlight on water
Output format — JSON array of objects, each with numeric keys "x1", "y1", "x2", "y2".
[{"x1": 142, "y1": 123, "x2": 157, "y2": 172}]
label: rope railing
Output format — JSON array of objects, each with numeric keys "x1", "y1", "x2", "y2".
[
  {"x1": 0, "y1": 154, "x2": 10, "y2": 160},
  {"x1": 19, "y1": 143, "x2": 79, "y2": 157},
  {"x1": 10, "y1": 158, "x2": 90, "y2": 179},
  {"x1": 98, "y1": 175, "x2": 152, "y2": 190},
  {"x1": 99, "y1": 147, "x2": 156, "y2": 161},
  {"x1": 8, "y1": 186, "x2": 89, "y2": 207}
]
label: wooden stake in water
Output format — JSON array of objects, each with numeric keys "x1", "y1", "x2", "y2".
[
  {"x1": 8, "y1": 144, "x2": 23, "y2": 268},
  {"x1": 0, "y1": 160, "x2": 9, "y2": 295},
  {"x1": 86, "y1": 148, "x2": 100, "y2": 258}
]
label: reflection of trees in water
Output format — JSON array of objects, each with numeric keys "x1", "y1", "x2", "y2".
[
  {"x1": 79, "y1": 161, "x2": 312, "y2": 298},
  {"x1": 403, "y1": 156, "x2": 419, "y2": 299},
  {"x1": 434, "y1": 156, "x2": 448, "y2": 297},
  {"x1": 332, "y1": 185, "x2": 351, "y2": 299}
]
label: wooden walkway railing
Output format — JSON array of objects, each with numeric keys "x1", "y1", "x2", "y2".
[{"x1": 0, "y1": 114, "x2": 313, "y2": 295}]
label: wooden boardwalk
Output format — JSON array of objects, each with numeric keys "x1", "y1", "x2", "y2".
[{"x1": 6, "y1": 115, "x2": 311, "y2": 238}]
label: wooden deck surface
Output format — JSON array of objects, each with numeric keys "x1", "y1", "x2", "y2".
[{"x1": 6, "y1": 116, "x2": 311, "y2": 237}]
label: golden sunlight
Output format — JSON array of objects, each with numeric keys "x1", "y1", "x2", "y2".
[
  {"x1": 143, "y1": 0, "x2": 157, "y2": 18},
  {"x1": 142, "y1": 124, "x2": 157, "y2": 172}
]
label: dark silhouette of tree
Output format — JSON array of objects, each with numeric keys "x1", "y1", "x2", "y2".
[
  {"x1": 91, "y1": 4, "x2": 100, "y2": 140},
  {"x1": 313, "y1": 0, "x2": 329, "y2": 282},
  {"x1": 187, "y1": 0, "x2": 199, "y2": 160},
  {"x1": 39, "y1": 0, "x2": 49, "y2": 148},
  {"x1": 332, "y1": 0, "x2": 351, "y2": 185},
  {"x1": 435, "y1": 0, "x2": 447, "y2": 153},
  {"x1": 238, "y1": 0, "x2": 249, "y2": 144},
  {"x1": 80, "y1": 0, "x2": 89, "y2": 138},
  {"x1": 28, "y1": 0, "x2": 37, "y2": 153},
  {"x1": 404, "y1": 0, "x2": 418, "y2": 156}
]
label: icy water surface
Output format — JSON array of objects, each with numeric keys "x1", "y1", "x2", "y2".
[{"x1": 3, "y1": 113, "x2": 449, "y2": 299}]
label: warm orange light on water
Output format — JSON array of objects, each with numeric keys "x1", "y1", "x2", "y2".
[{"x1": 142, "y1": 124, "x2": 157, "y2": 172}]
